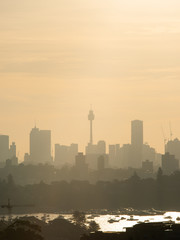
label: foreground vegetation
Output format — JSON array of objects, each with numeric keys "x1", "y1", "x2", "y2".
[{"x1": 0, "y1": 212, "x2": 99, "y2": 240}]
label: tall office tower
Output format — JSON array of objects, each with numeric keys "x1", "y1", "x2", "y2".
[
  {"x1": 69, "y1": 143, "x2": 78, "y2": 163},
  {"x1": 9, "y1": 142, "x2": 16, "y2": 158},
  {"x1": 97, "y1": 155, "x2": 105, "y2": 171},
  {"x1": 119, "y1": 144, "x2": 132, "y2": 168},
  {"x1": 9, "y1": 142, "x2": 18, "y2": 165},
  {"x1": 97, "y1": 140, "x2": 106, "y2": 154},
  {"x1": 109, "y1": 145, "x2": 116, "y2": 166},
  {"x1": 30, "y1": 126, "x2": 52, "y2": 164},
  {"x1": 131, "y1": 120, "x2": 143, "y2": 146},
  {"x1": 0, "y1": 135, "x2": 9, "y2": 163},
  {"x1": 109, "y1": 144, "x2": 120, "y2": 167},
  {"x1": 166, "y1": 138, "x2": 180, "y2": 161},
  {"x1": 74, "y1": 152, "x2": 88, "y2": 180},
  {"x1": 131, "y1": 120, "x2": 143, "y2": 168},
  {"x1": 142, "y1": 144, "x2": 156, "y2": 162},
  {"x1": 88, "y1": 109, "x2": 95, "y2": 145},
  {"x1": 162, "y1": 152, "x2": 179, "y2": 175}
]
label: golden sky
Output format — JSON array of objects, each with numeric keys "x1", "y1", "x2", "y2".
[{"x1": 0, "y1": 0, "x2": 180, "y2": 160}]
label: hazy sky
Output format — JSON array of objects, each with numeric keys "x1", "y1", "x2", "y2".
[{"x1": 0, "y1": 0, "x2": 180, "y2": 160}]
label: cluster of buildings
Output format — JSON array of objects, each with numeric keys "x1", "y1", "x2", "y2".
[
  {"x1": 0, "y1": 110, "x2": 180, "y2": 176},
  {"x1": 0, "y1": 135, "x2": 17, "y2": 167}
]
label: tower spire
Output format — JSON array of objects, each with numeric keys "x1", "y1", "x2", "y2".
[{"x1": 88, "y1": 108, "x2": 95, "y2": 145}]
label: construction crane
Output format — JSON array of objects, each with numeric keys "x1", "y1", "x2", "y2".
[{"x1": 1, "y1": 199, "x2": 34, "y2": 221}]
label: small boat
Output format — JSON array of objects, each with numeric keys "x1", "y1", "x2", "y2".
[
  {"x1": 127, "y1": 215, "x2": 138, "y2": 221},
  {"x1": 108, "y1": 218, "x2": 119, "y2": 223},
  {"x1": 164, "y1": 216, "x2": 172, "y2": 219},
  {"x1": 144, "y1": 220, "x2": 150, "y2": 223}
]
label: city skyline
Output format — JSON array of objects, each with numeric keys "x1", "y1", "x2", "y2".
[
  {"x1": 1, "y1": 115, "x2": 178, "y2": 160},
  {"x1": 1, "y1": 1, "x2": 180, "y2": 237},
  {"x1": 0, "y1": 112, "x2": 179, "y2": 163},
  {"x1": 1, "y1": 0, "x2": 180, "y2": 160}
]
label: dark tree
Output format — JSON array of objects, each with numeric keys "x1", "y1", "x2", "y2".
[
  {"x1": 72, "y1": 211, "x2": 86, "y2": 227},
  {"x1": 0, "y1": 220, "x2": 44, "y2": 240},
  {"x1": 88, "y1": 221, "x2": 100, "y2": 232}
]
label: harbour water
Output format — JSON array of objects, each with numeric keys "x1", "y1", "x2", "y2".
[{"x1": 1, "y1": 211, "x2": 180, "y2": 232}]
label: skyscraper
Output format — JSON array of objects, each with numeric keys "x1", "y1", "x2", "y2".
[
  {"x1": 131, "y1": 120, "x2": 143, "y2": 146},
  {"x1": 131, "y1": 120, "x2": 143, "y2": 168},
  {"x1": 30, "y1": 126, "x2": 52, "y2": 164},
  {"x1": 9, "y1": 142, "x2": 16, "y2": 158},
  {"x1": 0, "y1": 135, "x2": 9, "y2": 163},
  {"x1": 166, "y1": 138, "x2": 180, "y2": 161},
  {"x1": 0, "y1": 135, "x2": 17, "y2": 166},
  {"x1": 162, "y1": 152, "x2": 179, "y2": 175}
]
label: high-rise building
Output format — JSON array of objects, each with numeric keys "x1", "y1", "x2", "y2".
[
  {"x1": 166, "y1": 138, "x2": 180, "y2": 161},
  {"x1": 9, "y1": 142, "x2": 18, "y2": 165},
  {"x1": 109, "y1": 144, "x2": 120, "y2": 167},
  {"x1": 142, "y1": 159, "x2": 153, "y2": 173},
  {"x1": 131, "y1": 120, "x2": 143, "y2": 146},
  {"x1": 162, "y1": 152, "x2": 179, "y2": 175},
  {"x1": 131, "y1": 120, "x2": 143, "y2": 168},
  {"x1": 119, "y1": 144, "x2": 132, "y2": 168},
  {"x1": 97, "y1": 155, "x2": 105, "y2": 171},
  {"x1": 0, "y1": 135, "x2": 9, "y2": 163},
  {"x1": 142, "y1": 144, "x2": 156, "y2": 162},
  {"x1": 97, "y1": 141, "x2": 106, "y2": 155},
  {"x1": 54, "y1": 143, "x2": 78, "y2": 166},
  {"x1": 74, "y1": 152, "x2": 88, "y2": 180},
  {"x1": 0, "y1": 136, "x2": 18, "y2": 166},
  {"x1": 30, "y1": 126, "x2": 52, "y2": 164},
  {"x1": 109, "y1": 145, "x2": 116, "y2": 165},
  {"x1": 9, "y1": 142, "x2": 16, "y2": 158},
  {"x1": 85, "y1": 140, "x2": 108, "y2": 169}
]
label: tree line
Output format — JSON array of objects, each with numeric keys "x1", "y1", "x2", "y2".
[{"x1": 0, "y1": 169, "x2": 180, "y2": 212}]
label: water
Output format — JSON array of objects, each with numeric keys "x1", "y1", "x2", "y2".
[
  {"x1": 91, "y1": 212, "x2": 180, "y2": 232},
  {"x1": 1, "y1": 212, "x2": 180, "y2": 232}
]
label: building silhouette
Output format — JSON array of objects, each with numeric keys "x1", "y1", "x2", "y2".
[
  {"x1": 142, "y1": 144, "x2": 156, "y2": 163},
  {"x1": 162, "y1": 152, "x2": 179, "y2": 175},
  {"x1": 74, "y1": 152, "x2": 88, "y2": 180},
  {"x1": 131, "y1": 120, "x2": 143, "y2": 168},
  {"x1": 88, "y1": 109, "x2": 95, "y2": 145},
  {"x1": 0, "y1": 135, "x2": 9, "y2": 164},
  {"x1": 54, "y1": 143, "x2": 78, "y2": 166},
  {"x1": 85, "y1": 140, "x2": 108, "y2": 169},
  {"x1": 109, "y1": 144, "x2": 120, "y2": 167},
  {"x1": 118, "y1": 120, "x2": 144, "y2": 168},
  {"x1": 0, "y1": 135, "x2": 17, "y2": 167},
  {"x1": 116, "y1": 121, "x2": 158, "y2": 169},
  {"x1": 9, "y1": 142, "x2": 16, "y2": 159},
  {"x1": 119, "y1": 144, "x2": 132, "y2": 168},
  {"x1": 166, "y1": 138, "x2": 180, "y2": 161},
  {"x1": 131, "y1": 120, "x2": 143, "y2": 146},
  {"x1": 29, "y1": 126, "x2": 52, "y2": 164},
  {"x1": 142, "y1": 159, "x2": 153, "y2": 173},
  {"x1": 97, "y1": 155, "x2": 105, "y2": 171}
]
